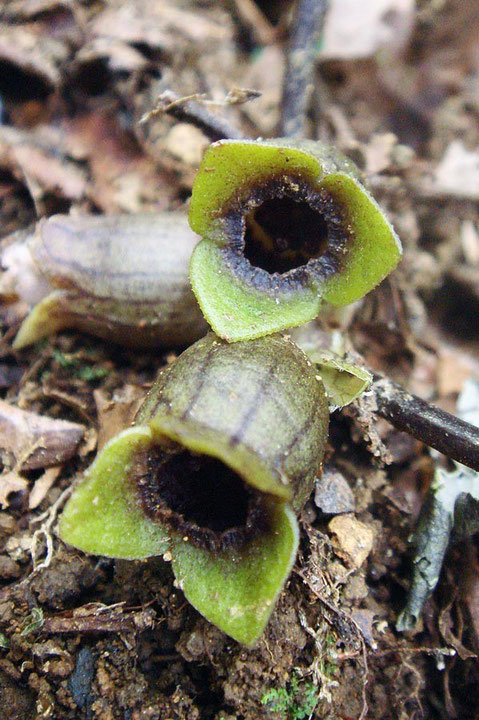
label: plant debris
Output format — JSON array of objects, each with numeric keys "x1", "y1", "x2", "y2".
[
  {"x1": 0, "y1": 399, "x2": 84, "y2": 471},
  {"x1": 0, "y1": 0, "x2": 478, "y2": 717}
]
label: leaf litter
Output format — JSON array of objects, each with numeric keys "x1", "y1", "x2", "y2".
[{"x1": 0, "y1": 0, "x2": 478, "y2": 718}]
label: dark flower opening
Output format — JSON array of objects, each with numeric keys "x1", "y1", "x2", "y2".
[
  {"x1": 220, "y1": 177, "x2": 351, "y2": 289},
  {"x1": 244, "y1": 197, "x2": 330, "y2": 274},
  {"x1": 135, "y1": 448, "x2": 268, "y2": 552}
]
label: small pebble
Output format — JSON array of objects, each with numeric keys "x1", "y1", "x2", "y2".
[
  {"x1": 314, "y1": 467, "x2": 355, "y2": 515},
  {"x1": 0, "y1": 555, "x2": 21, "y2": 579},
  {"x1": 328, "y1": 514, "x2": 374, "y2": 569}
]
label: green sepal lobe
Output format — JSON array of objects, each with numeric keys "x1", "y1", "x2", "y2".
[
  {"x1": 171, "y1": 502, "x2": 299, "y2": 645},
  {"x1": 189, "y1": 242, "x2": 319, "y2": 341},
  {"x1": 58, "y1": 427, "x2": 169, "y2": 559}
]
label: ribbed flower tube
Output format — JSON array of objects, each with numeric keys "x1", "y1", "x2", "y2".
[{"x1": 11, "y1": 212, "x2": 207, "y2": 349}]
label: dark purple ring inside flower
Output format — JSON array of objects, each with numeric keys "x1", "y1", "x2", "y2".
[
  {"x1": 220, "y1": 175, "x2": 352, "y2": 291},
  {"x1": 133, "y1": 447, "x2": 270, "y2": 553}
]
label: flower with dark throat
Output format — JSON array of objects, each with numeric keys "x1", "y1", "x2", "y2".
[
  {"x1": 188, "y1": 138, "x2": 402, "y2": 342},
  {"x1": 59, "y1": 333, "x2": 329, "y2": 645}
]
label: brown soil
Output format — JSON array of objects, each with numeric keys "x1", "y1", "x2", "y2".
[{"x1": 1, "y1": 1, "x2": 478, "y2": 718}]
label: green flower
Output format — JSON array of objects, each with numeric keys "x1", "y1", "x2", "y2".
[
  {"x1": 189, "y1": 139, "x2": 402, "y2": 342},
  {"x1": 59, "y1": 334, "x2": 329, "y2": 645}
]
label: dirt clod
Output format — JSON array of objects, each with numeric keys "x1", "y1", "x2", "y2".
[{"x1": 328, "y1": 514, "x2": 375, "y2": 569}]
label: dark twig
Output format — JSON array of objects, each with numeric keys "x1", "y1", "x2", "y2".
[
  {"x1": 371, "y1": 374, "x2": 479, "y2": 471},
  {"x1": 280, "y1": 0, "x2": 329, "y2": 137},
  {"x1": 140, "y1": 90, "x2": 247, "y2": 143},
  {"x1": 230, "y1": 0, "x2": 277, "y2": 45},
  {"x1": 42, "y1": 604, "x2": 156, "y2": 635}
]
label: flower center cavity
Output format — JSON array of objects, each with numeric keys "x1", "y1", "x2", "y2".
[
  {"x1": 135, "y1": 448, "x2": 268, "y2": 552},
  {"x1": 244, "y1": 196, "x2": 330, "y2": 274}
]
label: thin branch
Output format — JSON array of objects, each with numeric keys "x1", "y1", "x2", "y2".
[
  {"x1": 140, "y1": 90, "x2": 247, "y2": 143},
  {"x1": 231, "y1": 0, "x2": 277, "y2": 45},
  {"x1": 371, "y1": 374, "x2": 479, "y2": 471},
  {"x1": 42, "y1": 603, "x2": 156, "y2": 635},
  {"x1": 280, "y1": 0, "x2": 329, "y2": 137}
]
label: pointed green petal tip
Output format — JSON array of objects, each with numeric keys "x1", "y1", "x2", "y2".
[
  {"x1": 13, "y1": 292, "x2": 70, "y2": 350},
  {"x1": 171, "y1": 503, "x2": 299, "y2": 645},
  {"x1": 59, "y1": 427, "x2": 169, "y2": 559},
  {"x1": 306, "y1": 349, "x2": 372, "y2": 409},
  {"x1": 189, "y1": 139, "x2": 402, "y2": 342}
]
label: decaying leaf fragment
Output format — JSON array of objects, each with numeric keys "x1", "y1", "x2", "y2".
[
  {"x1": 398, "y1": 380, "x2": 479, "y2": 631},
  {"x1": 397, "y1": 465, "x2": 479, "y2": 632},
  {"x1": 0, "y1": 399, "x2": 84, "y2": 471},
  {"x1": 0, "y1": 126, "x2": 87, "y2": 207}
]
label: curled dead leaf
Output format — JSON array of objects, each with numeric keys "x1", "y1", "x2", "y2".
[
  {"x1": 28, "y1": 466, "x2": 62, "y2": 510},
  {"x1": 0, "y1": 399, "x2": 84, "y2": 471},
  {"x1": 0, "y1": 471, "x2": 28, "y2": 510}
]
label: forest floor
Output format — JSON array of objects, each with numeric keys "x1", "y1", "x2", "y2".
[{"x1": 0, "y1": 1, "x2": 479, "y2": 718}]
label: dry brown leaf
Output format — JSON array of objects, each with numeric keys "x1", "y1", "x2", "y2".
[
  {"x1": 91, "y1": 0, "x2": 230, "y2": 54},
  {"x1": 94, "y1": 385, "x2": 145, "y2": 452},
  {"x1": 0, "y1": 399, "x2": 84, "y2": 471},
  {"x1": 1, "y1": 0, "x2": 80, "y2": 23},
  {"x1": 74, "y1": 37, "x2": 151, "y2": 75},
  {"x1": 0, "y1": 126, "x2": 87, "y2": 209},
  {"x1": 0, "y1": 470, "x2": 28, "y2": 509},
  {"x1": 0, "y1": 26, "x2": 62, "y2": 94},
  {"x1": 63, "y1": 112, "x2": 172, "y2": 213},
  {"x1": 28, "y1": 466, "x2": 62, "y2": 510}
]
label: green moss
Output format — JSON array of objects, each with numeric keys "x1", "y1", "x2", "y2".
[{"x1": 261, "y1": 673, "x2": 318, "y2": 719}]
